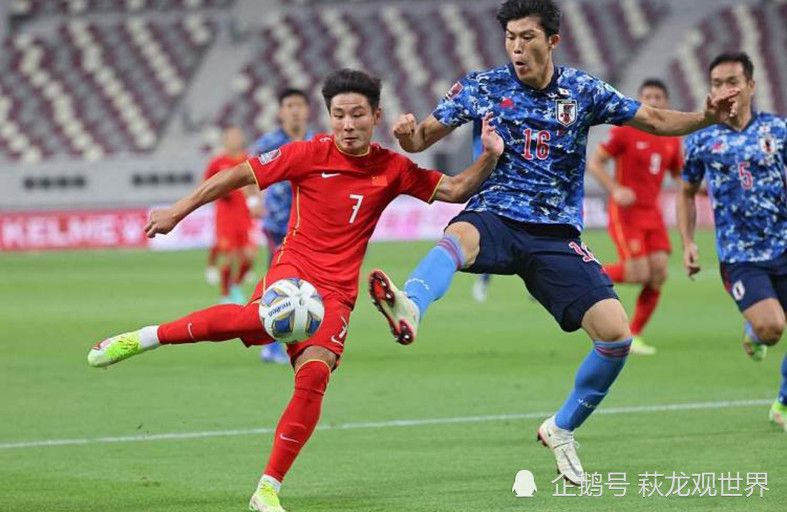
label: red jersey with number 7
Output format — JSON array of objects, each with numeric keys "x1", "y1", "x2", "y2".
[{"x1": 247, "y1": 135, "x2": 443, "y2": 306}]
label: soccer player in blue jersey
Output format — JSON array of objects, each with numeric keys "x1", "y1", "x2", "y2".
[
  {"x1": 677, "y1": 52, "x2": 787, "y2": 432},
  {"x1": 367, "y1": 0, "x2": 740, "y2": 484},
  {"x1": 251, "y1": 88, "x2": 313, "y2": 364}
]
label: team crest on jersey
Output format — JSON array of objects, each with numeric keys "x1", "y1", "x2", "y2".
[
  {"x1": 555, "y1": 99, "x2": 577, "y2": 127},
  {"x1": 759, "y1": 134, "x2": 776, "y2": 155},
  {"x1": 731, "y1": 280, "x2": 746, "y2": 301},
  {"x1": 445, "y1": 81, "x2": 463, "y2": 100},
  {"x1": 258, "y1": 148, "x2": 281, "y2": 165}
]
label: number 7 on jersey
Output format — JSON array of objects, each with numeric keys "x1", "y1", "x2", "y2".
[{"x1": 348, "y1": 194, "x2": 364, "y2": 223}]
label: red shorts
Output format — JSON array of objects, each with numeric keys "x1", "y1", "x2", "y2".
[
  {"x1": 241, "y1": 263, "x2": 352, "y2": 364},
  {"x1": 608, "y1": 206, "x2": 671, "y2": 260},
  {"x1": 215, "y1": 221, "x2": 252, "y2": 251}
]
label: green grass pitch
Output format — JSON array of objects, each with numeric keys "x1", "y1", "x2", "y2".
[{"x1": 0, "y1": 229, "x2": 783, "y2": 511}]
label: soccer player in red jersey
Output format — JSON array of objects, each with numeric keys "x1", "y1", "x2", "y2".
[
  {"x1": 86, "y1": 68, "x2": 503, "y2": 512},
  {"x1": 587, "y1": 79, "x2": 684, "y2": 355},
  {"x1": 202, "y1": 126, "x2": 258, "y2": 303}
]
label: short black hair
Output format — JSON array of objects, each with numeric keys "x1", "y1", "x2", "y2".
[
  {"x1": 709, "y1": 52, "x2": 754, "y2": 81},
  {"x1": 278, "y1": 88, "x2": 309, "y2": 105},
  {"x1": 321, "y1": 68, "x2": 382, "y2": 111},
  {"x1": 496, "y1": 0, "x2": 560, "y2": 37},
  {"x1": 639, "y1": 78, "x2": 669, "y2": 98}
]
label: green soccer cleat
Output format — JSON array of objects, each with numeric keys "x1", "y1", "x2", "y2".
[
  {"x1": 629, "y1": 335, "x2": 656, "y2": 356},
  {"x1": 87, "y1": 331, "x2": 149, "y2": 368},
  {"x1": 768, "y1": 401, "x2": 787, "y2": 432},
  {"x1": 248, "y1": 481, "x2": 286, "y2": 512},
  {"x1": 742, "y1": 331, "x2": 767, "y2": 361}
]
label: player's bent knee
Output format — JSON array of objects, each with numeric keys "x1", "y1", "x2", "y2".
[
  {"x1": 582, "y1": 299, "x2": 631, "y2": 342},
  {"x1": 294, "y1": 346, "x2": 337, "y2": 373},
  {"x1": 753, "y1": 319, "x2": 785, "y2": 345},
  {"x1": 444, "y1": 222, "x2": 480, "y2": 267}
]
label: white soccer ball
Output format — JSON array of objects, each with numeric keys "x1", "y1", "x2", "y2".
[{"x1": 259, "y1": 278, "x2": 324, "y2": 344}]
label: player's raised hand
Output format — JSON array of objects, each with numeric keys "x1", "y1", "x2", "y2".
[
  {"x1": 682, "y1": 241, "x2": 701, "y2": 279},
  {"x1": 611, "y1": 185, "x2": 636, "y2": 207},
  {"x1": 704, "y1": 88, "x2": 740, "y2": 124},
  {"x1": 480, "y1": 113, "x2": 504, "y2": 157},
  {"x1": 144, "y1": 208, "x2": 179, "y2": 238},
  {"x1": 392, "y1": 113, "x2": 417, "y2": 141}
]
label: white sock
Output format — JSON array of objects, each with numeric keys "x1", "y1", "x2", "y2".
[
  {"x1": 138, "y1": 325, "x2": 161, "y2": 350},
  {"x1": 260, "y1": 474, "x2": 281, "y2": 493}
]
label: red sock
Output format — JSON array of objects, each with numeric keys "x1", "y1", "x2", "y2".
[
  {"x1": 603, "y1": 263, "x2": 625, "y2": 283},
  {"x1": 220, "y1": 265, "x2": 232, "y2": 295},
  {"x1": 630, "y1": 286, "x2": 661, "y2": 336},
  {"x1": 236, "y1": 258, "x2": 253, "y2": 285},
  {"x1": 264, "y1": 360, "x2": 331, "y2": 481},
  {"x1": 157, "y1": 304, "x2": 264, "y2": 344}
]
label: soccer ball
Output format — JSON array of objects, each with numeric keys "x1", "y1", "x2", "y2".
[{"x1": 259, "y1": 278, "x2": 324, "y2": 344}]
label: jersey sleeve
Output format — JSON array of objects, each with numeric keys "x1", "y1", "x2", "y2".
[
  {"x1": 589, "y1": 76, "x2": 641, "y2": 126},
  {"x1": 247, "y1": 142, "x2": 309, "y2": 190},
  {"x1": 681, "y1": 136, "x2": 705, "y2": 184},
  {"x1": 432, "y1": 73, "x2": 479, "y2": 128},
  {"x1": 599, "y1": 126, "x2": 627, "y2": 157},
  {"x1": 399, "y1": 159, "x2": 444, "y2": 203}
]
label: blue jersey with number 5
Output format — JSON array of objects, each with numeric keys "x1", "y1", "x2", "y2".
[
  {"x1": 433, "y1": 65, "x2": 640, "y2": 231},
  {"x1": 683, "y1": 112, "x2": 787, "y2": 263}
]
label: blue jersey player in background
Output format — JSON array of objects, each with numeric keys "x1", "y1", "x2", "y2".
[
  {"x1": 368, "y1": 0, "x2": 740, "y2": 484},
  {"x1": 677, "y1": 52, "x2": 787, "y2": 432},
  {"x1": 251, "y1": 88, "x2": 313, "y2": 364}
]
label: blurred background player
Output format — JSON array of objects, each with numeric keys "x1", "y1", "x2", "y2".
[
  {"x1": 251, "y1": 88, "x2": 313, "y2": 364},
  {"x1": 587, "y1": 79, "x2": 684, "y2": 355},
  {"x1": 88, "y1": 68, "x2": 504, "y2": 512},
  {"x1": 203, "y1": 126, "x2": 257, "y2": 304},
  {"x1": 677, "y1": 52, "x2": 787, "y2": 431}
]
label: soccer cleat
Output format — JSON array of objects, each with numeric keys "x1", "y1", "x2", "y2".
[
  {"x1": 742, "y1": 331, "x2": 767, "y2": 361},
  {"x1": 629, "y1": 335, "x2": 656, "y2": 356},
  {"x1": 205, "y1": 266, "x2": 220, "y2": 285},
  {"x1": 368, "y1": 269, "x2": 420, "y2": 345},
  {"x1": 248, "y1": 481, "x2": 286, "y2": 512},
  {"x1": 537, "y1": 416, "x2": 584, "y2": 486},
  {"x1": 260, "y1": 343, "x2": 290, "y2": 365},
  {"x1": 471, "y1": 276, "x2": 488, "y2": 303},
  {"x1": 768, "y1": 401, "x2": 787, "y2": 432},
  {"x1": 87, "y1": 331, "x2": 150, "y2": 368}
]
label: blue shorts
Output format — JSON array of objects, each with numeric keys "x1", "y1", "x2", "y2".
[
  {"x1": 720, "y1": 251, "x2": 787, "y2": 312},
  {"x1": 449, "y1": 211, "x2": 617, "y2": 332}
]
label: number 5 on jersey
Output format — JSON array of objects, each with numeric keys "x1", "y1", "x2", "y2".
[{"x1": 349, "y1": 194, "x2": 364, "y2": 223}]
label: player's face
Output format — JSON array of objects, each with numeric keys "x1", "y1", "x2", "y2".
[
  {"x1": 223, "y1": 127, "x2": 246, "y2": 153},
  {"x1": 504, "y1": 17, "x2": 559, "y2": 87},
  {"x1": 638, "y1": 86, "x2": 668, "y2": 109},
  {"x1": 710, "y1": 62, "x2": 754, "y2": 111},
  {"x1": 278, "y1": 95, "x2": 310, "y2": 132},
  {"x1": 328, "y1": 93, "x2": 381, "y2": 155}
]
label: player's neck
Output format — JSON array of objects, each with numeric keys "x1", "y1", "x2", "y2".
[
  {"x1": 225, "y1": 150, "x2": 245, "y2": 158},
  {"x1": 724, "y1": 107, "x2": 753, "y2": 132},
  {"x1": 518, "y1": 64, "x2": 554, "y2": 91},
  {"x1": 284, "y1": 125, "x2": 307, "y2": 141}
]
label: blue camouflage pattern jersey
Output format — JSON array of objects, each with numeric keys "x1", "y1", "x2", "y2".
[
  {"x1": 683, "y1": 112, "x2": 787, "y2": 263},
  {"x1": 251, "y1": 128, "x2": 313, "y2": 234},
  {"x1": 434, "y1": 65, "x2": 640, "y2": 231}
]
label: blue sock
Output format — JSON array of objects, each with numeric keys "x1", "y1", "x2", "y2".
[
  {"x1": 555, "y1": 338, "x2": 632, "y2": 431},
  {"x1": 403, "y1": 235, "x2": 465, "y2": 318},
  {"x1": 779, "y1": 354, "x2": 787, "y2": 406},
  {"x1": 745, "y1": 321, "x2": 762, "y2": 344}
]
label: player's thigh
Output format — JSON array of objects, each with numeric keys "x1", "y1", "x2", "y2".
[
  {"x1": 581, "y1": 298, "x2": 631, "y2": 342},
  {"x1": 286, "y1": 297, "x2": 351, "y2": 367},
  {"x1": 647, "y1": 250, "x2": 670, "y2": 288},
  {"x1": 624, "y1": 256, "x2": 650, "y2": 284},
  {"x1": 742, "y1": 298, "x2": 786, "y2": 345},
  {"x1": 521, "y1": 235, "x2": 619, "y2": 333},
  {"x1": 447, "y1": 211, "x2": 518, "y2": 274}
]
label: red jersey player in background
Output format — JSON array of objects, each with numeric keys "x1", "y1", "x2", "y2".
[
  {"x1": 588, "y1": 79, "x2": 684, "y2": 355},
  {"x1": 202, "y1": 126, "x2": 260, "y2": 303},
  {"x1": 86, "y1": 68, "x2": 503, "y2": 512}
]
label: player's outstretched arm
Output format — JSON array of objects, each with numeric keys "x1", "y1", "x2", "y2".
[
  {"x1": 433, "y1": 114, "x2": 503, "y2": 203},
  {"x1": 625, "y1": 88, "x2": 740, "y2": 136},
  {"x1": 676, "y1": 179, "x2": 702, "y2": 279},
  {"x1": 393, "y1": 113, "x2": 454, "y2": 153},
  {"x1": 587, "y1": 146, "x2": 635, "y2": 207},
  {"x1": 145, "y1": 161, "x2": 256, "y2": 237}
]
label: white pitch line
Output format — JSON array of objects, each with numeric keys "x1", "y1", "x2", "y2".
[{"x1": 0, "y1": 399, "x2": 772, "y2": 450}]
